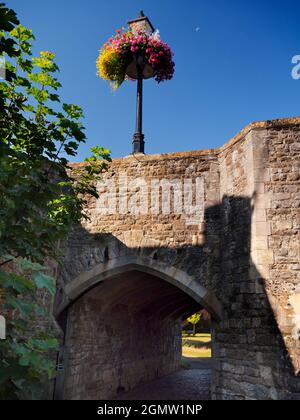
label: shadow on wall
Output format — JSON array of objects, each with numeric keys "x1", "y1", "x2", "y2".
[{"x1": 53, "y1": 195, "x2": 300, "y2": 400}]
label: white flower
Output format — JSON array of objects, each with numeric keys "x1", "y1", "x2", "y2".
[{"x1": 152, "y1": 29, "x2": 160, "y2": 40}]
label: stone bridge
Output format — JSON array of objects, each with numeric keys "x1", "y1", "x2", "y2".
[{"x1": 53, "y1": 117, "x2": 300, "y2": 400}]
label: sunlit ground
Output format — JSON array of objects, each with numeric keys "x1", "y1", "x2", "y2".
[{"x1": 182, "y1": 333, "x2": 212, "y2": 358}]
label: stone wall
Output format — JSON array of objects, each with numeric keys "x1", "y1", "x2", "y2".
[
  {"x1": 213, "y1": 124, "x2": 300, "y2": 400},
  {"x1": 56, "y1": 117, "x2": 300, "y2": 400},
  {"x1": 266, "y1": 126, "x2": 300, "y2": 370}
]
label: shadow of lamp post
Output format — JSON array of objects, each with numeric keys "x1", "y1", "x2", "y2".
[{"x1": 127, "y1": 11, "x2": 155, "y2": 154}]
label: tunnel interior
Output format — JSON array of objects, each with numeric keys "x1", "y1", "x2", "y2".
[{"x1": 62, "y1": 270, "x2": 204, "y2": 400}]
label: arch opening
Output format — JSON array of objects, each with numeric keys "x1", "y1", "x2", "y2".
[
  {"x1": 56, "y1": 257, "x2": 222, "y2": 400},
  {"x1": 55, "y1": 255, "x2": 223, "y2": 322}
]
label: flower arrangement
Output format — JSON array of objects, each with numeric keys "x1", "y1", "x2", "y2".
[{"x1": 97, "y1": 28, "x2": 175, "y2": 89}]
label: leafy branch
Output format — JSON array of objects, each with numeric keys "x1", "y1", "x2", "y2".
[{"x1": 0, "y1": 3, "x2": 111, "y2": 399}]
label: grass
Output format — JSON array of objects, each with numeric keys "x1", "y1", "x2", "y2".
[{"x1": 182, "y1": 333, "x2": 212, "y2": 358}]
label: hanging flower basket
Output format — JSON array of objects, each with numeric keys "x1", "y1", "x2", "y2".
[{"x1": 96, "y1": 28, "x2": 175, "y2": 90}]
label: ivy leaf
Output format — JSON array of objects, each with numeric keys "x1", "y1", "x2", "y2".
[
  {"x1": 6, "y1": 297, "x2": 34, "y2": 317},
  {"x1": 29, "y1": 338, "x2": 58, "y2": 351},
  {"x1": 32, "y1": 272, "x2": 56, "y2": 295},
  {"x1": 18, "y1": 259, "x2": 45, "y2": 273},
  {"x1": 0, "y1": 270, "x2": 35, "y2": 293}
]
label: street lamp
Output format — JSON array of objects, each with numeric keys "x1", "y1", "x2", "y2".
[
  {"x1": 127, "y1": 11, "x2": 155, "y2": 154},
  {"x1": 97, "y1": 12, "x2": 174, "y2": 155}
]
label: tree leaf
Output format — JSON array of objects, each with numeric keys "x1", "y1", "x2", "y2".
[{"x1": 32, "y1": 272, "x2": 56, "y2": 295}]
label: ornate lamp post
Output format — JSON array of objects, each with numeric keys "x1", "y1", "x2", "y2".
[
  {"x1": 96, "y1": 12, "x2": 174, "y2": 155},
  {"x1": 127, "y1": 12, "x2": 155, "y2": 154}
]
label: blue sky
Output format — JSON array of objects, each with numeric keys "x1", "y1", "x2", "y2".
[{"x1": 7, "y1": 0, "x2": 300, "y2": 160}]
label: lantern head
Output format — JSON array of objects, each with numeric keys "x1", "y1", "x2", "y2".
[{"x1": 128, "y1": 11, "x2": 155, "y2": 35}]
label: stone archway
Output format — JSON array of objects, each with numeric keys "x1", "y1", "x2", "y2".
[
  {"x1": 55, "y1": 255, "x2": 223, "y2": 321},
  {"x1": 55, "y1": 257, "x2": 222, "y2": 400}
]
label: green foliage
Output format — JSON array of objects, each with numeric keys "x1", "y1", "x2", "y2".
[
  {"x1": 0, "y1": 2, "x2": 19, "y2": 57},
  {"x1": 187, "y1": 312, "x2": 202, "y2": 335},
  {"x1": 0, "y1": 257, "x2": 58, "y2": 399},
  {"x1": 0, "y1": 3, "x2": 111, "y2": 399},
  {"x1": 187, "y1": 313, "x2": 201, "y2": 326}
]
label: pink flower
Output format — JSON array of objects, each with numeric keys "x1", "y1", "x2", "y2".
[{"x1": 100, "y1": 29, "x2": 175, "y2": 86}]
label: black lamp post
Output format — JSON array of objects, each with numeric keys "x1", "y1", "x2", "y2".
[{"x1": 127, "y1": 11, "x2": 155, "y2": 154}]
